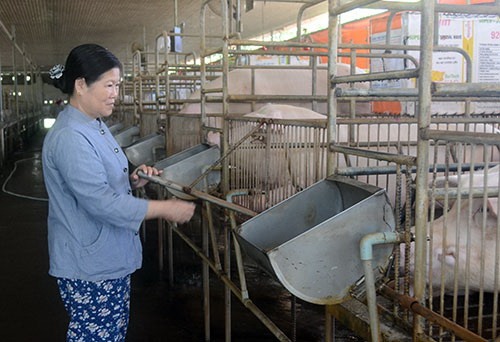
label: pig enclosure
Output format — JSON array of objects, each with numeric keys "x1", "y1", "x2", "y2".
[{"x1": 113, "y1": 1, "x2": 500, "y2": 341}]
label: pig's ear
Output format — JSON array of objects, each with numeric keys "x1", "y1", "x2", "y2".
[
  {"x1": 485, "y1": 165, "x2": 499, "y2": 217},
  {"x1": 487, "y1": 164, "x2": 500, "y2": 175},
  {"x1": 205, "y1": 131, "x2": 220, "y2": 147},
  {"x1": 431, "y1": 175, "x2": 460, "y2": 189},
  {"x1": 488, "y1": 198, "x2": 498, "y2": 218},
  {"x1": 431, "y1": 175, "x2": 460, "y2": 211}
]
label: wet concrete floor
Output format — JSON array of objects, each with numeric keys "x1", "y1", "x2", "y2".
[{"x1": 0, "y1": 128, "x2": 365, "y2": 341}]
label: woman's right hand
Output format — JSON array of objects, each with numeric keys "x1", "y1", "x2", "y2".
[
  {"x1": 146, "y1": 198, "x2": 195, "y2": 223},
  {"x1": 163, "y1": 198, "x2": 196, "y2": 223}
]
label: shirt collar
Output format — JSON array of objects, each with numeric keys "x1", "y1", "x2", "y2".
[{"x1": 65, "y1": 104, "x2": 102, "y2": 129}]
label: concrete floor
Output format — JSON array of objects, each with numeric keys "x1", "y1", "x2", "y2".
[{"x1": 0, "y1": 128, "x2": 363, "y2": 342}]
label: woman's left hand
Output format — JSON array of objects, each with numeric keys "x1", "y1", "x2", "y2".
[{"x1": 130, "y1": 164, "x2": 161, "y2": 189}]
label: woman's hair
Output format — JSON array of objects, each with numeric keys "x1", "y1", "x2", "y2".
[{"x1": 51, "y1": 43, "x2": 122, "y2": 95}]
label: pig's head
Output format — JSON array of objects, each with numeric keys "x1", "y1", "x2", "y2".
[
  {"x1": 400, "y1": 165, "x2": 499, "y2": 294},
  {"x1": 427, "y1": 190, "x2": 498, "y2": 292}
]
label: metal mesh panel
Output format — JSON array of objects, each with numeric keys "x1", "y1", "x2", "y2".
[{"x1": 227, "y1": 119, "x2": 328, "y2": 212}]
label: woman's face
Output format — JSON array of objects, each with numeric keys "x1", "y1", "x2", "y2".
[{"x1": 74, "y1": 67, "x2": 121, "y2": 119}]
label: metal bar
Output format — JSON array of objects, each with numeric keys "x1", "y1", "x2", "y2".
[
  {"x1": 365, "y1": 2, "x2": 500, "y2": 15},
  {"x1": 0, "y1": 20, "x2": 35, "y2": 66},
  {"x1": 330, "y1": 144, "x2": 417, "y2": 165},
  {"x1": 413, "y1": 1, "x2": 434, "y2": 338},
  {"x1": 432, "y1": 82, "x2": 500, "y2": 97},
  {"x1": 167, "y1": 218, "x2": 174, "y2": 286},
  {"x1": 336, "y1": 162, "x2": 497, "y2": 176},
  {"x1": 202, "y1": 206, "x2": 211, "y2": 340},
  {"x1": 205, "y1": 201, "x2": 222, "y2": 271},
  {"x1": 360, "y1": 232, "x2": 404, "y2": 342},
  {"x1": 327, "y1": 0, "x2": 340, "y2": 176},
  {"x1": 431, "y1": 187, "x2": 500, "y2": 200},
  {"x1": 332, "y1": 69, "x2": 420, "y2": 84},
  {"x1": 426, "y1": 130, "x2": 500, "y2": 146},
  {"x1": 138, "y1": 171, "x2": 257, "y2": 217},
  {"x1": 225, "y1": 94, "x2": 327, "y2": 102},
  {"x1": 226, "y1": 190, "x2": 251, "y2": 300},
  {"x1": 335, "y1": 95, "x2": 500, "y2": 102},
  {"x1": 296, "y1": 0, "x2": 324, "y2": 41},
  {"x1": 336, "y1": 86, "x2": 500, "y2": 99},
  {"x1": 223, "y1": 224, "x2": 231, "y2": 342},
  {"x1": 228, "y1": 38, "x2": 328, "y2": 49},
  {"x1": 330, "y1": 0, "x2": 381, "y2": 15},
  {"x1": 337, "y1": 116, "x2": 500, "y2": 125},
  {"x1": 381, "y1": 285, "x2": 488, "y2": 342},
  {"x1": 336, "y1": 88, "x2": 419, "y2": 97}
]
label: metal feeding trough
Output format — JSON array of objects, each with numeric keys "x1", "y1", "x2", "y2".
[
  {"x1": 235, "y1": 176, "x2": 396, "y2": 305},
  {"x1": 113, "y1": 125, "x2": 140, "y2": 147},
  {"x1": 123, "y1": 133, "x2": 165, "y2": 168},
  {"x1": 107, "y1": 122, "x2": 124, "y2": 134},
  {"x1": 154, "y1": 143, "x2": 221, "y2": 200}
]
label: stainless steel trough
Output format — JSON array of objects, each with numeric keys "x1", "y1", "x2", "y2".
[
  {"x1": 113, "y1": 125, "x2": 140, "y2": 147},
  {"x1": 107, "y1": 122, "x2": 124, "y2": 134},
  {"x1": 235, "y1": 176, "x2": 396, "y2": 305},
  {"x1": 154, "y1": 143, "x2": 221, "y2": 200},
  {"x1": 123, "y1": 133, "x2": 165, "y2": 167}
]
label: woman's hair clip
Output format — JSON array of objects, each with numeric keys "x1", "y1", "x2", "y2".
[{"x1": 49, "y1": 64, "x2": 65, "y2": 80}]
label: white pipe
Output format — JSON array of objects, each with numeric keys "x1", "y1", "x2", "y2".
[{"x1": 360, "y1": 231, "x2": 402, "y2": 342}]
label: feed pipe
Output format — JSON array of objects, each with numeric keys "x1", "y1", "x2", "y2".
[{"x1": 359, "y1": 231, "x2": 403, "y2": 342}]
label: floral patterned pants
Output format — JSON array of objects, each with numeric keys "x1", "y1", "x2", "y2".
[{"x1": 57, "y1": 275, "x2": 131, "y2": 342}]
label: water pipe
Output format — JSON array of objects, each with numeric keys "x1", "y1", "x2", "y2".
[{"x1": 360, "y1": 231, "x2": 402, "y2": 342}]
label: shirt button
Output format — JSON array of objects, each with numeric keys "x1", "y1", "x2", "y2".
[
  {"x1": 114, "y1": 148, "x2": 119, "y2": 153},
  {"x1": 128, "y1": 189, "x2": 132, "y2": 194},
  {"x1": 135, "y1": 231, "x2": 139, "y2": 236},
  {"x1": 100, "y1": 129, "x2": 105, "y2": 135},
  {"x1": 123, "y1": 167, "x2": 128, "y2": 173}
]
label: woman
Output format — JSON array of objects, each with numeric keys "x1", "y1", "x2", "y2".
[{"x1": 42, "y1": 43, "x2": 195, "y2": 341}]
